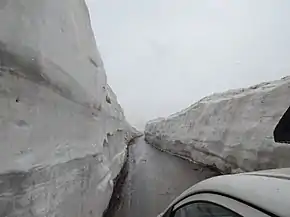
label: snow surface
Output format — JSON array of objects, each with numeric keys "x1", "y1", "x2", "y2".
[
  {"x1": 0, "y1": 1, "x2": 134, "y2": 216},
  {"x1": 145, "y1": 76, "x2": 290, "y2": 173}
]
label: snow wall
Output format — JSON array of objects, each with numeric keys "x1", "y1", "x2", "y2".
[
  {"x1": 0, "y1": 0, "x2": 135, "y2": 216},
  {"x1": 145, "y1": 77, "x2": 290, "y2": 173}
]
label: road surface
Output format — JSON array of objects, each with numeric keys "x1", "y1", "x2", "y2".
[{"x1": 106, "y1": 137, "x2": 219, "y2": 217}]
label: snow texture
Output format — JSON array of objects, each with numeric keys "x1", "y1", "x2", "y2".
[
  {"x1": 0, "y1": 0, "x2": 132, "y2": 216},
  {"x1": 145, "y1": 76, "x2": 290, "y2": 173}
]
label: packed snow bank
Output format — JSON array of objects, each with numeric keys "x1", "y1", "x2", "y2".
[
  {"x1": 0, "y1": 1, "x2": 133, "y2": 217},
  {"x1": 145, "y1": 77, "x2": 290, "y2": 173}
]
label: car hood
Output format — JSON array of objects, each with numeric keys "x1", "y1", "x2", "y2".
[{"x1": 159, "y1": 168, "x2": 290, "y2": 217}]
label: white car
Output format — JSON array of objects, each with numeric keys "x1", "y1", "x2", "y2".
[
  {"x1": 159, "y1": 168, "x2": 290, "y2": 217},
  {"x1": 159, "y1": 107, "x2": 290, "y2": 217}
]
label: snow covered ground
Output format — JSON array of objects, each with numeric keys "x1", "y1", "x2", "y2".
[
  {"x1": 145, "y1": 76, "x2": 290, "y2": 173},
  {"x1": 0, "y1": 1, "x2": 134, "y2": 216}
]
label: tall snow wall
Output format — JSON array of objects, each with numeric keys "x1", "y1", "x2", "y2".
[
  {"x1": 0, "y1": 0, "x2": 130, "y2": 216},
  {"x1": 145, "y1": 77, "x2": 290, "y2": 173}
]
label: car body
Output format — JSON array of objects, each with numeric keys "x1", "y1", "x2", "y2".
[{"x1": 159, "y1": 168, "x2": 290, "y2": 217}]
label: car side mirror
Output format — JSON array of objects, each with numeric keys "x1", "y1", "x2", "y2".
[{"x1": 274, "y1": 106, "x2": 290, "y2": 144}]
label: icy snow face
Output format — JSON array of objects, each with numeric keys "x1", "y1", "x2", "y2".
[
  {"x1": 145, "y1": 77, "x2": 290, "y2": 173},
  {"x1": 0, "y1": 1, "x2": 129, "y2": 217}
]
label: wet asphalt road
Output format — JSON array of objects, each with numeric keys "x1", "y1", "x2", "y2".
[{"x1": 109, "y1": 137, "x2": 219, "y2": 217}]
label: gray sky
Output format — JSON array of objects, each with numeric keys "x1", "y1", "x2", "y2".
[{"x1": 86, "y1": 0, "x2": 290, "y2": 129}]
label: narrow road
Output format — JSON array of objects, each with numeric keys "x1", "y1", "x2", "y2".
[{"x1": 108, "y1": 137, "x2": 219, "y2": 217}]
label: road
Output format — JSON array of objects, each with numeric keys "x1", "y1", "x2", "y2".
[{"x1": 106, "y1": 137, "x2": 219, "y2": 217}]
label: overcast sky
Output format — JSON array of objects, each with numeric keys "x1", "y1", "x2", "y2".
[{"x1": 86, "y1": 0, "x2": 290, "y2": 129}]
